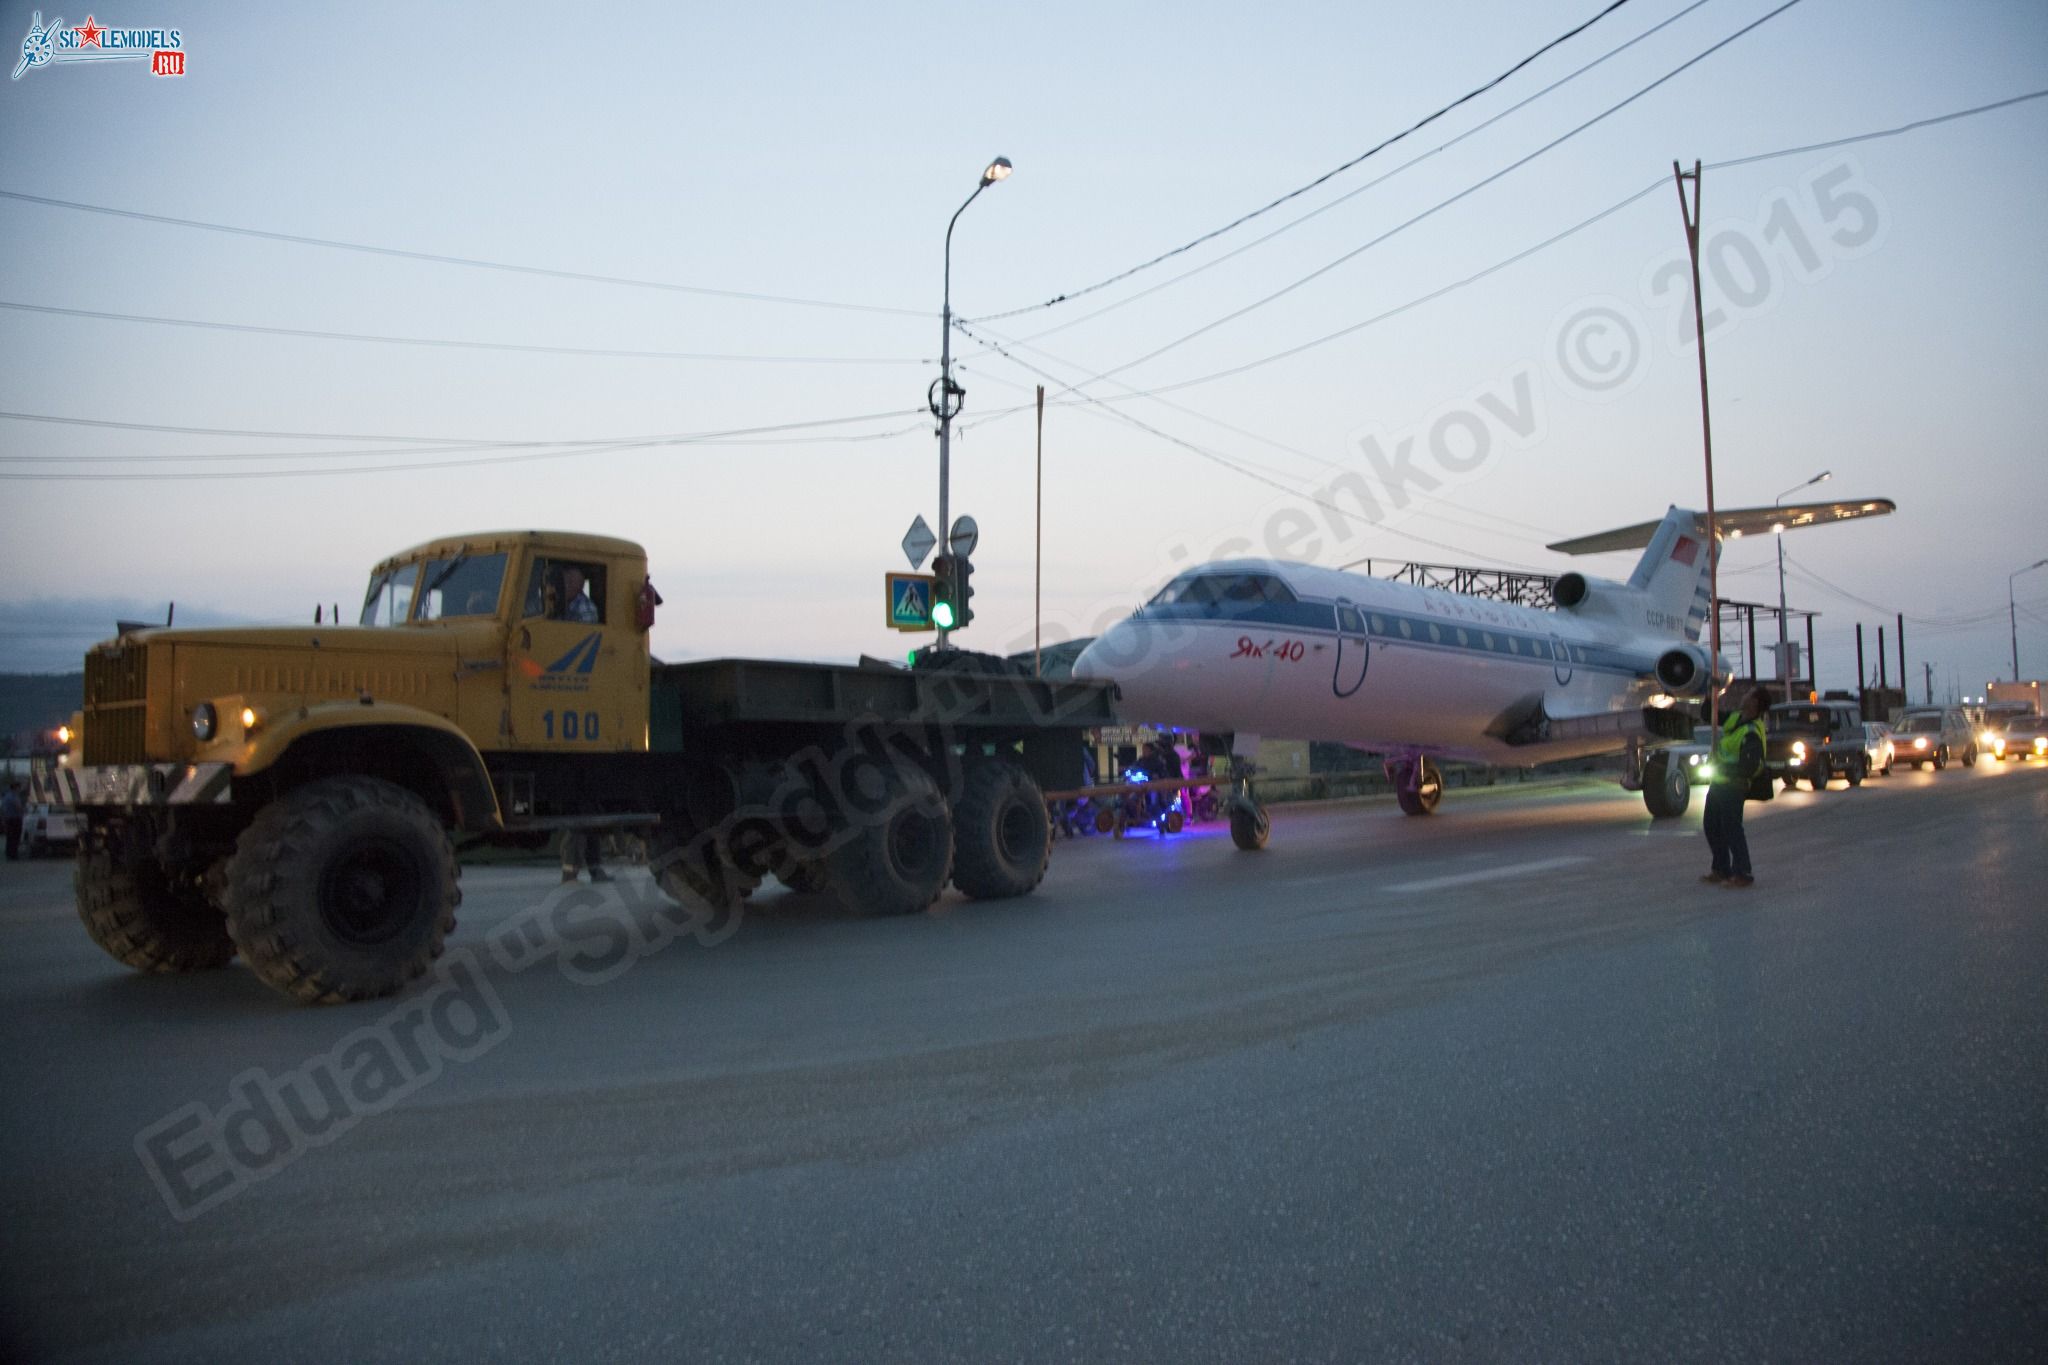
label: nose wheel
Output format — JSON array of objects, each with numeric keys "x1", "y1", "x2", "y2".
[{"x1": 1389, "y1": 757, "x2": 1443, "y2": 816}]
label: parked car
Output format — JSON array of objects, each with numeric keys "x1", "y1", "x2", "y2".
[
  {"x1": 1766, "y1": 700, "x2": 1869, "y2": 790},
  {"x1": 24, "y1": 803, "x2": 82, "y2": 857},
  {"x1": 1861, "y1": 721, "x2": 1895, "y2": 777},
  {"x1": 1991, "y1": 713, "x2": 2048, "y2": 762},
  {"x1": 1891, "y1": 707, "x2": 1978, "y2": 770}
]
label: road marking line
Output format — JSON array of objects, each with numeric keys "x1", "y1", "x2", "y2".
[{"x1": 1387, "y1": 855, "x2": 1590, "y2": 893}]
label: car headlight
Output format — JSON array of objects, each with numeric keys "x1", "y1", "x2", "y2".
[
  {"x1": 239, "y1": 705, "x2": 261, "y2": 734},
  {"x1": 2036, "y1": 738, "x2": 2046, "y2": 753},
  {"x1": 1993, "y1": 738, "x2": 2006, "y2": 753},
  {"x1": 1699, "y1": 763, "x2": 1715, "y2": 781},
  {"x1": 1686, "y1": 752, "x2": 1701, "y2": 766},
  {"x1": 1914, "y1": 737, "x2": 1928, "y2": 750},
  {"x1": 1981, "y1": 731, "x2": 1998, "y2": 747},
  {"x1": 1792, "y1": 740, "x2": 1806, "y2": 757},
  {"x1": 191, "y1": 702, "x2": 218, "y2": 741}
]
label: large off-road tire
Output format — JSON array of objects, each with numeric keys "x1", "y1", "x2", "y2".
[
  {"x1": 823, "y1": 763, "x2": 953, "y2": 918},
  {"x1": 951, "y1": 761, "x2": 1050, "y2": 901},
  {"x1": 225, "y1": 777, "x2": 458, "y2": 1005},
  {"x1": 75, "y1": 832, "x2": 236, "y2": 974},
  {"x1": 1229, "y1": 799, "x2": 1269, "y2": 851},
  {"x1": 1642, "y1": 751, "x2": 1691, "y2": 819},
  {"x1": 779, "y1": 860, "x2": 831, "y2": 895}
]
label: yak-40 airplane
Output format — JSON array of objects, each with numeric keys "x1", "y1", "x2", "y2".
[{"x1": 1071, "y1": 500, "x2": 1894, "y2": 849}]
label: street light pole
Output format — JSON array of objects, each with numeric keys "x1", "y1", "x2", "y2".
[
  {"x1": 2012, "y1": 558, "x2": 2048, "y2": 680},
  {"x1": 1773, "y1": 470, "x2": 1831, "y2": 698},
  {"x1": 932, "y1": 155, "x2": 1011, "y2": 650}
]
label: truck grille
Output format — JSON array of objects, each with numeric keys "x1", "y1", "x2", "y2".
[{"x1": 84, "y1": 647, "x2": 149, "y2": 765}]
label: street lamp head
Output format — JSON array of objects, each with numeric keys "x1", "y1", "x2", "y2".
[
  {"x1": 981, "y1": 156, "x2": 1013, "y2": 186},
  {"x1": 1813, "y1": 470, "x2": 1832, "y2": 484}
]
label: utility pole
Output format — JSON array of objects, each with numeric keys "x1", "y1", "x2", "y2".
[
  {"x1": 1673, "y1": 160, "x2": 1720, "y2": 728},
  {"x1": 1924, "y1": 662, "x2": 1934, "y2": 706},
  {"x1": 1034, "y1": 384, "x2": 1045, "y2": 678}
]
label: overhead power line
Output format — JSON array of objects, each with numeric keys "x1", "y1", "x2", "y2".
[
  {"x1": 0, "y1": 409, "x2": 926, "y2": 480},
  {"x1": 972, "y1": 0, "x2": 1642, "y2": 322},
  {"x1": 1074, "y1": 0, "x2": 1806, "y2": 388},
  {"x1": 0, "y1": 299, "x2": 928, "y2": 366},
  {"x1": 983, "y1": 0, "x2": 1716, "y2": 341},
  {"x1": 954, "y1": 319, "x2": 1540, "y2": 569},
  {"x1": 965, "y1": 84, "x2": 2048, "y2": 409},
  {"x1": 0, "y1": 188, "x2": 929, "y2": 318}
]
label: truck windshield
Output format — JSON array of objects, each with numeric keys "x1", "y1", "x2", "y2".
[
  {"x1": 359, "y1": 563, "x2": 421, "y2": 626},
  {"x1": 417, "y1": 553, "x2": 508, "y2": 621},
  {"x1": 1769, "y1": 706, "x2": 1834, "y2": 733}
]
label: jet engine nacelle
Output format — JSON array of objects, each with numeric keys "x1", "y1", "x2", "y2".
[
  {"x1": 1654, "y1": 643, "x2": 1725, "y2": 697},
  {"x1": 1552, "y1": 572, "x2": 1619, "y2": 610}
]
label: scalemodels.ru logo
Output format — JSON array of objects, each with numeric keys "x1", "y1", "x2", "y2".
[{"x1": 13, "y1": 12, "x2": 185, "y2": 80}]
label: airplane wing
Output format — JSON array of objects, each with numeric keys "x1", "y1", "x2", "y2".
[{"x1": 1547, "y1": 499, "x2": 1895, "y2": 555}]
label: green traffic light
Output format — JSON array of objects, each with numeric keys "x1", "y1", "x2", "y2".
[{"x1": 932, "y1": 601, "x2": 957, "y2": 629}]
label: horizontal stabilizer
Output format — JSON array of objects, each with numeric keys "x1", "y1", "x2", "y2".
[{"x1": 1548, "y1": 500, "x2": 1895, "y2": 555}]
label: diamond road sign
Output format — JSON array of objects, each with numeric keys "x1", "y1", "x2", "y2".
[
  {"x1": 901, "y1": 515, "x2": 937, "y2": 570},
  {"x1": 885, "y1": 572, "x2": 937, "y2": 631}
]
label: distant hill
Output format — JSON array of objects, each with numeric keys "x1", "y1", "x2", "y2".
[{"x1": 1, "y1": 673, "x2": 82, "y2": 751}]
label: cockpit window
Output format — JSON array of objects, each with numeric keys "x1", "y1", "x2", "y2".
[
  {"x1": 359, "y1": 563, "x2": 421, "y2": 627},
  {"x1": 1146, "y1": 572, "x2": 1298, "y2": 609}
]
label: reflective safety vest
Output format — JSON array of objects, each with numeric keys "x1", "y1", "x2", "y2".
[{"x1": 1712, "y1": 712, "x2": 1765, "y2": 786}]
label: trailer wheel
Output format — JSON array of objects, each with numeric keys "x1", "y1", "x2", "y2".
[
  {"x1": 76, "y1": 832, "x2": 236, "y2": 974},
  {"x1": 225, "y1": 776, "x2": 458, "y2": 1005},
  {"x1": 824, "y1": 763, "x2": 953, "y2": 917},
  {"x1": 951, "y1": 761, "x2": 1050, "y2": 900},
  {"x1": 1642, "y1": 751, "x2": 1690, "y2": 819}
]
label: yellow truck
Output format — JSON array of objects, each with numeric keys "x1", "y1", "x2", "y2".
[{"x1": 53, "y1": 529, "x2": 1114, "y2": 1004}]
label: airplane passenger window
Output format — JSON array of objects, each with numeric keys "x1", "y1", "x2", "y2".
[{"x1": 1338, "y1": 607, "x2": 1365, "y2": 634}]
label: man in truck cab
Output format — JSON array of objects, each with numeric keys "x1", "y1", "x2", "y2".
[{"x1": 556, "y1": 564, "x2": 601, "y2": 624}]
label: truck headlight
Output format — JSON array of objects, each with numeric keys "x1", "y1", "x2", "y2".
[
  {"x1": 1913, "y1": 737, "x2": 1928, "y2": 751},
  {"x1": 191, "y1": 702, "x2": 218, "y2": 741},
  {"x1": 2036, "y1": 738, "x2": 2046, "y2": 753}
]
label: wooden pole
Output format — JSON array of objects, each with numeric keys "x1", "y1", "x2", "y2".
[
  {"x1": 1674, "y1": 160, "x2": 1720, "y2": 729},
  {"x1": 1034, "y1": 384, "x2": 1045, "y2": 678}
]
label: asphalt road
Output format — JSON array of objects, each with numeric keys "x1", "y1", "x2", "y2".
[{"x1": 2, "y1": 759, "x2": 2044, "y2": 1363}]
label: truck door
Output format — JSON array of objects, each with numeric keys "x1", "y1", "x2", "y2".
[
  {"x1": 504, "y1": 553, "x2": 625, "y2": 751},
  {"x1": 1333, "y1": 600, "x2": 1370, "y2": 698}
]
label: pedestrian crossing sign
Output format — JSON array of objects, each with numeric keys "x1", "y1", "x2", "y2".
[{"x1": 886, "y1": 572, "x2": 937, "y2": 631}]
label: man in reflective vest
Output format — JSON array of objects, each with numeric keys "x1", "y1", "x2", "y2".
[{"x1": 1702, "y1": 689, "x2": 1768, "y2": 888}]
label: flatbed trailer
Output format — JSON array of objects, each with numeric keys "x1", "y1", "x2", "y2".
[{"x1": 54, "y1": 529, "x2": 1114, "y2": 1005}]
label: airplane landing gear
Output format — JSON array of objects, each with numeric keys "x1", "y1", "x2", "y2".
[
  {"x1": 1228, "y1": 794, "x2": 1269, "y2": 850},
  {"x1": 1642, "y1": 750, "x2": 1691, "y2": 819},
  {"x1": 1389, "y1": 756, "x2": 1443, "y2": 816}
]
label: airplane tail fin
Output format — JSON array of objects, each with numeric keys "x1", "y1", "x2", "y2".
[
  {"x1": 1547, "y1": 499, "x2": 1897, "y2": 642},
  {"x1": 1625, "y1": 508, "x2": 1715, "y2": 641}
]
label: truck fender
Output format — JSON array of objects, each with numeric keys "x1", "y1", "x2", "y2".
[{"x1": 229, "y1": 700, "x2": 502, "y2": 832}]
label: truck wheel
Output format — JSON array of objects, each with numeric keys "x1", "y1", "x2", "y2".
[
  {"x1": 780, "y1": 860, "x2": 830, "y2": 895},
  {"x1": 1962, "y1": 744, "x2": 1978, "y2": 768},
  {"x1": 75, "y1": 834, "x2": 236, "y2": 974},
  {"x1": 1229, "y1": 799, "x2": 1270, "y2": 851},
  {"x1": 225, "y1": 777, "x2": 458, "y2": 1005},
  {"x1": 1934, "y1": 747, "x2": 1948, "y2": 770},
  {"x1": 951, "y1": 761, "x2": 1050, "y2": 900},
  {"x1": 823, "y1": 763, "x2": 952, "y2": 917},
  {"x1": 1846, "y1": 758, "x2": 1864, "y2": 787},
  {"x1": 1642, "y1": 751, "x2": 1690, "y2": 819}
]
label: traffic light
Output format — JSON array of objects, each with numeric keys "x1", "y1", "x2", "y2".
[
  {"x1": 954, "y1": 554, "x2": 975, "y2": 629},
  {"x1": 930, "y1": 555, "x2": 959, "y2": 630}
]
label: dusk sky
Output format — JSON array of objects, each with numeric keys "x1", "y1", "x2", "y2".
[{"x1": 2, "y1": 0, "x2": 2044, "y2": 697}]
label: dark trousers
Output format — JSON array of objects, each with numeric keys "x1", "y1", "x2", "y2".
[
  {"x1": 1703, "y1": 784, "x2": 1751, "y2": 878},
  {"x1": 3, "y1": 817, "x2": 20, "y2": 861},
  {"x1": 560, "y1": 830, "x2": 602, "y2": 875}
]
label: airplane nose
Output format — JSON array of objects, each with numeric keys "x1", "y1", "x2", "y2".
[{"x1": 1073, "y1": 621, "x2": 1141, "y2": 683}]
